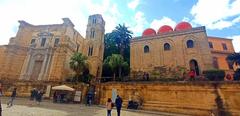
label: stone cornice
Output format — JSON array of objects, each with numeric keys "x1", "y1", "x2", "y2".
[
  {"x1": 211, "y1": 50, "x2": 234, "y2": 54},
  {"x1": 131, "y1": 26, "x2": 206, "y2": 43}
]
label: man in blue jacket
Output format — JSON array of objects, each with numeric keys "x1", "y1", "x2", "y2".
[{"x1": 115, "y1": 95, "x2": 123, "y2": 116}]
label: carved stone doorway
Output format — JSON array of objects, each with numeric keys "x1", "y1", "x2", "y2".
[{"x1": 30, "y1": 60, "x2": 43, "y2": 80}]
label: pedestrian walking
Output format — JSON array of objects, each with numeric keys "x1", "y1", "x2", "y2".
[
  {"x1": 106, "y1": 98, "x2": 113, "y2": 116},
  {"x1": 115, "y1": 95, "x2": 123, "y2": 116},
  {"x1": 36, "y1": 89, "x2": 44, "y2": 105},
  {"x1": 29, "y1": 88, "x2": 37, "y2": 105},
  {"x1": 30, "y1": 88, "x2": 36, "y2": 100},
  {"x1": 7, "y1": 87, "x2": 17, "y2": 108}
]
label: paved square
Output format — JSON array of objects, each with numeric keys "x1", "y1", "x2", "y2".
[{"x1": 0, "y1": 98, "x2": 174, "y2": 116}]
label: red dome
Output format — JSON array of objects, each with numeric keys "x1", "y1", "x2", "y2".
[
  {"x1": 158, "y1": 25, "x2": 173, "y2": 34},
  {"x1": 174, "y1": 22, "x2": 192, "y2": 31},
  {"x1": 142, "y1": 28, "x2": 156, "y2": 37}
]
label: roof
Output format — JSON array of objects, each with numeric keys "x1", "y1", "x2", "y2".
[{"x1": 208, "y1": 36, "x2": 233, "y2": 41}]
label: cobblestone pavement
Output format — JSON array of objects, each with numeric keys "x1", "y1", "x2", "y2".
[{"x1": 0, "y1": 97, "x2": 185, "y2": 116}]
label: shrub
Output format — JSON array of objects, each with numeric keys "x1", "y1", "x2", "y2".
[
  {"x1": 234, "y1": 68, "x2": 240, "y2": 80},
  {"x1": 202, "y1": 69, "x2": 225, "y2": 81}
]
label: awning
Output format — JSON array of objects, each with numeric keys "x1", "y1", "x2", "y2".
[{"x1": 52, "y1": 85, "x2": 75, "y2": 91}]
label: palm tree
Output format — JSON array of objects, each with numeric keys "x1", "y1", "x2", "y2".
[
  {"x1": 112, "y1": 24, "x2": 133, "y2": 57},
  {"x1": 226, "y1": 52, "x2": 240, "y2": 67},
  {"x1": 69, "y1": 52, "x2": 88, "y2": 81},
  {"x1": 104, "y1": 54, "x2": 128, "y2": 81}
]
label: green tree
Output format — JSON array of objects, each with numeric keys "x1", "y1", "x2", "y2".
[
  {"x1": 69, "y1": 52, "x2": 88, "y2": 81},
  {"x1": 104, "y1": 54, "x2": 128, "y2": 81},
  {"x1": 226, "y1": 52, "x2": 240, "y2": 66},
  {"x1": 102, "y1": 24, "x2": 132, "y2": 77},
  {"x1": 112, "y1": 24, "x2": 133, "y2": 57}
]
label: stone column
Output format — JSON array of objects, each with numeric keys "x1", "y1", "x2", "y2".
[
  {"x1": 43, "y1": 50, "x2": 53, "y2": 81},
  {"x1": 38, "y1": 53, "x2": 48, "y2": 80},
  {"x1": 20, "y1": 50, "x2": 33, "y2": 80}
]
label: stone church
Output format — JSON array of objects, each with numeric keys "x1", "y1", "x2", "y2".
[
  {"x1": 0, "y1": 14, "x2": 105, "y2": 81},
  {"x1": 131, "y1": 22, "x2": 235, "y2": 75}
]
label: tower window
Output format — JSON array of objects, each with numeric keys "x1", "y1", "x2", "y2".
[
  {"x1": 31, "y1": 39, "x2": 36, "y2": 44},
  {"x1": 41, "y1": 38, "x2": 46, "y2": 47},
  {"x1": 164, "y1": 43, "x2": 171, "y2": 51},
  {"x1": 88, "y1": 46, "x2": 93, "y2": 56},
  {"x1": 187, "y1": 40, "x2": 194, "y2": 48},
  {"x1": 90, "y1": 28, "x2": 95, "y2": 38},
  {"x1": 212, "y1": 57, "x2": 219, "y2": 69},
  {"x1": 77, "y1": 44, "x2": 80, "y2": 52},
  {"x1": 144, "y1": 45, "x2": 149, "y2": 53},
  {"x1": 54, "y1": 38, "x2": 59, "y2": 47},
  {"x1": 92, "y1": 18, "x2": 97, "y2": 24},
  {"x1": 222, "y1": 43, "x2": 228, "y2": 50},
  {"x1": 209, "y1": 42, "x2": 213, "y2": 48}
]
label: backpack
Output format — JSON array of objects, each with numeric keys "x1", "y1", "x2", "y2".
[{"x1": 111, "y1": 103, "x2": 114, "y2": 107}]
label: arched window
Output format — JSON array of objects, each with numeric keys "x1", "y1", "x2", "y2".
[
  {"x1": 90, "y1": 28, "x2": 95, "y2": 38},
  {"x1": 187, "y1": 40, "x2": 194, "y2": 48},
  {"x1": 88, "y1": 46, "x2": 93, "y2": 56},
  {"x1": 41, "y1": 38, "x2": 46, "y2": 47},
  {"x1": 164, "y1": 43, "x2": 171, "y2": 51},
  {"x1": 54, "y1": 38, "x2": 59, "y2": 47},
  {"x1": 92, "y1": 18, "x2": 97, "y2": 24},
  {"x1": 144, "y1": 45, "x2": 149, "y2": 53}
]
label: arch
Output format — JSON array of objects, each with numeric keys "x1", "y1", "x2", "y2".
[
  {"x1": 189, "y1": 59, "x2": 200, "y2": 75},
  {"x1": 164, "y1": 43, "x2": 171, "y2": 51},
  {"x1": 144, "y1": 45, "x2": 149, "y2": 53},
  {"x1": 187, "y1": 40, "x2": 194, "y2": 48}
]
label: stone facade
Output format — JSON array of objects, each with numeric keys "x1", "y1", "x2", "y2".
[
  {"x1": 130, "y1": 26, "x2": 235, "y2": 75},
  {"x1": 0, "y1": 14, "x2": 105, "y2": 81}
]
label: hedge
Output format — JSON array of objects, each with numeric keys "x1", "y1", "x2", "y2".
[{"x1": 202, "y1": 69, "x2": 225, "y2": 81}]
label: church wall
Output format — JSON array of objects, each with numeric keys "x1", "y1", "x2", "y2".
[
  {"x1": 0, "y1": 45, "x2": 27, "y2": 80},
  {"x1": 130, "y1": 28, "x2": 213, "y2": 74},
  {"x1": 1, "y1": 15, "x2": 104, "y2": 81},
  {"x1": 48, "y1": 46, "x2": 68, "y2": 81}
]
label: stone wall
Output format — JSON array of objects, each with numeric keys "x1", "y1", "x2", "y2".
[{"x1": 97, "y1": 82, "x2": 240, "y2": 116}]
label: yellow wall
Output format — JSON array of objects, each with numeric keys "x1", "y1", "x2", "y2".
[
  {"x1": 0, "y1": 15, "x2": 105, "y2": 81},
  {"x1": 208, "y1": 37, "x2": 235, "y2": 71},
  {"x1": 97, "y1": 82, "x2": 240, "y2": 116},
  {"x1": 130, "y1": 27, "x2": 213, "y2": 74}
]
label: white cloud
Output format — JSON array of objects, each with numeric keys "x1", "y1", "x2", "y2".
[
  {"x1": 128, "y1": 0, "x2": 140, "y2": 10},
  {"x1": 129, "y1": 11, "x2": 148, "y2": 36},
  {"x1": 0, "y1": 0, "x2": 121, "y2": 45},
  {"x1": 227, "y1": 35, "x2": 240, "y2": 52},
  {"x1": 150, "y1": 17, "x2": 176, "y2": 31},
  {"x1": 191, "y1": 0, "x2": 240, "y2": 30}
]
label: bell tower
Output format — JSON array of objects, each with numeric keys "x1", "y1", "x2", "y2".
[{"x1": 85, "y1": 14, "x2": 105, "y2": 77}]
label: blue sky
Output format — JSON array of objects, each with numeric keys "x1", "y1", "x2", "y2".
[{"x1": 0, "y1": 0, "x2": 239, "y2": 51}]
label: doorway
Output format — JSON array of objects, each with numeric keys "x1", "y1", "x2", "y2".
[
  {"x1": 189, "y1": 59, "x2": 200, "y2": 75},
  {"x1": 30, "y1": 61, "x2": 43, "y2": 80}
]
